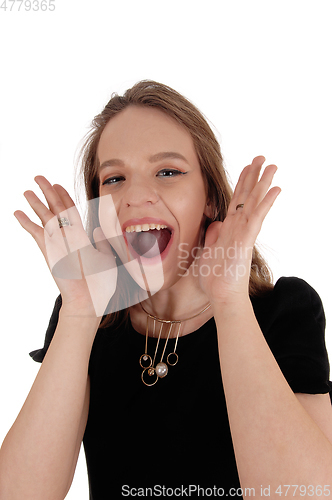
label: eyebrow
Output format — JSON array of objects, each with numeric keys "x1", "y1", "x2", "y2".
[
  {"x1": 98, "y1": 151, "x2": 189, "y2": 171},
  {"x1": 149, "y1": 151, "x2": 189, "y2": 163}
]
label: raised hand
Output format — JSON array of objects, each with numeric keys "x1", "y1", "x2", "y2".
[
  {"x1": 198, "y1": 156, "x2": 281, "y2": 304},
  {"x1": 14, "y1": 176, "x2": 117, "y2": 316}
]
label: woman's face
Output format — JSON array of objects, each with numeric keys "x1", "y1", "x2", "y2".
[{"x1": 97, "y1": 105, "x2": 211, "y2": 291}]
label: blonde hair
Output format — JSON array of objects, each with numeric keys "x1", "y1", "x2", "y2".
[{"x1": 78, "y1": 80, "x2": 273, "y2": 328}]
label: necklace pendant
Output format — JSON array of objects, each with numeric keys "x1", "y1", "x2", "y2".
[
  {"x1": 167, "y1": 352, "x2": 179, "y2": 366},
  {"x1": 139, "y1": 353, "x2": 152, "y2": 369},
  {"x1": 139, "y1": 304, "x2": 212, "y2": 386},
  {"x1": 155, "y1": 362, "x2": 168, "y2": 378},
  {"x1": 141, "y1": 367, "x2": 158, "y2": 386}
]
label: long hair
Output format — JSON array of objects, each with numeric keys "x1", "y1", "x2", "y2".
[{"x1": 77, "y1": 80, "x2": 273, "y2": 328}]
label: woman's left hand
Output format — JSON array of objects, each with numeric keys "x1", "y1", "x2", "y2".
[{"x1": 198, "y1": 156, "x2": 281, "y2": 305}]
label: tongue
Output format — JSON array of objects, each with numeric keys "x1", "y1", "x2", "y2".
[{"x1": 127, "y1": 229, "x2": 171, "y2": 258}]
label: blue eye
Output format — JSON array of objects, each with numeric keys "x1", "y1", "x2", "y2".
[
  {"x1": 102, "y1": 176, "x2": 125, "y2": 186},
  {"x1": 101, "y1": 170, "x2": 187, "y2": 186},
  {"x1": 157, "y1": 169, "x2": 186, "y2": 177}
]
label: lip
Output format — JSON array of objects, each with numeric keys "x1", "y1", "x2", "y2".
[{"x1": 121, "y1": 217, "x2": 174, "y2": 264}]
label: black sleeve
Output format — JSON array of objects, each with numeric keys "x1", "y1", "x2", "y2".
[
  {"x1": 29, "y1": 295, "x2": 62, "y2": 362},
  {"x1": 252, "y1": 277, "x2": 331, "y2": 395}
]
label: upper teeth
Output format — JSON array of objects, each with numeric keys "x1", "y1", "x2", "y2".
[{"x1": 125, "y1": 223, "x2": 168, "y2": 233}]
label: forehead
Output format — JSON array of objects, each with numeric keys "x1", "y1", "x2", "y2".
[{"x1": 97, "y1": 105, "x2": 198, "y2": 164}]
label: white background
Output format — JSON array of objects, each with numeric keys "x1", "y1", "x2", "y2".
[{"x1": 0, "y1": 1, "x2": 331, "y2": 498}]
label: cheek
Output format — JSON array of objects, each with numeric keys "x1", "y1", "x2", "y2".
[
  {"x1": 177, "y1": 187, "x2": 207, "y2": 228},
  {"x1": 98, "y1": 194, "x2": 123, "y2": 250},
  {"x1": 176, "y1": 197, "x2": 207, "y2": 251}
]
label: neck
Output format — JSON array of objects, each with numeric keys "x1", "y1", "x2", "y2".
[
  {"x1": 130, "y1": 261, "x2": 213, "y2": 337},
  {"x1": 147, "y1": 256, "x2": 210, "y2": 314}
]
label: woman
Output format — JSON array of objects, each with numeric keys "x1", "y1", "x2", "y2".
[{"x1": 1, "y1": 81, "x2": 331, "y2": 499}]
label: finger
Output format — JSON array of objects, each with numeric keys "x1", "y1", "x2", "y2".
[
  {"x1": 53, "y1": 184, "x2": 83, "y2": 227},
  {"x1": 229, "y1": 156, "x2": 265, "y2": 213},
  {"x1": 14, "y1": 210, "x2": 46, "y2": 250},
  {"x1": 15, "y1": 210, "x2": 69, "y2": 273},
  {"x1": 248, "y1": 186, "x2": 281, "y2": 236},
  {"x1": 52, "y1": 183, "x2": 75, "y2": 208},
  {"x1": 34, "y1": 176, "x2": 68, "y2": 218},
  {"x1": 93, "y1": 227, "x2": 114, "y2": 255},
  {"x1": 235, "y1": 156, "x2": 264, "y2": 203},
  {"x1": 242, "y1": 164, "x2": 278, "y2": 216},
  {"x1": 24, "y1": 190, "x2": 59, "y2": 231},
  {"x1": 230, "y1": 164, "x2": 251, "y2": 198}
]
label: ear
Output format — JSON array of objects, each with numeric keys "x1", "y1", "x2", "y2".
[{"x1": 204, "y1": 200, "x2": 214, "y2": 219}]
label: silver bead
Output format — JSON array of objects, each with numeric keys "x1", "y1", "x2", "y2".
[{"x1": 155, "y1": 362, "x2": 168, "y2": 378}]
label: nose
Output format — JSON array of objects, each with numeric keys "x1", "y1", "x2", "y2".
[{"x1": 123, "y1": 176, "x2": 159, "y2": 207}]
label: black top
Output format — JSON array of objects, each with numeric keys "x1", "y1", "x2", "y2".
[{"x1": 30, "y1": 277, "x2": 332, "y2": 499}]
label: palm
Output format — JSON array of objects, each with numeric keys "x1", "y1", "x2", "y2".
[
  {"x1": 14, "y1": 177, "x2": 117, "y2": 317},
  {"x1": 198, "y1": 156, "x2": 280, "y2": 304}
]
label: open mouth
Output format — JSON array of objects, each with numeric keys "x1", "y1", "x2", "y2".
[{"x1": 124, "y1": 223, "x2": 173, "y2": 259}]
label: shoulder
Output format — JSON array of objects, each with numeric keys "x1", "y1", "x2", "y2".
[
  {"x1": 251, "y1": 276, "x2": 325, "y2": 332},
  {"x1": 273, "y1": 276, "x2": 323, "y2": 307},
  {"x1": 251, "y1": 277, "x2": 330, "y2": 394},
  {"x1": 256, "y1": 275, "x2": 322, "y2": 304}
]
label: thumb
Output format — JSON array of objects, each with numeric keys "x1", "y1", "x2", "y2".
[
  {"x1": 93, "y1": 227, "x2": 113, "y2": 255},
  {"x1": 203, "y1": 221, "x2": 222, "y2": 249}
]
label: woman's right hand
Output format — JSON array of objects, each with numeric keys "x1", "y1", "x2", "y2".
[{"x1": 14, "y1": 176, "x2": 117, "y2": 317}]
